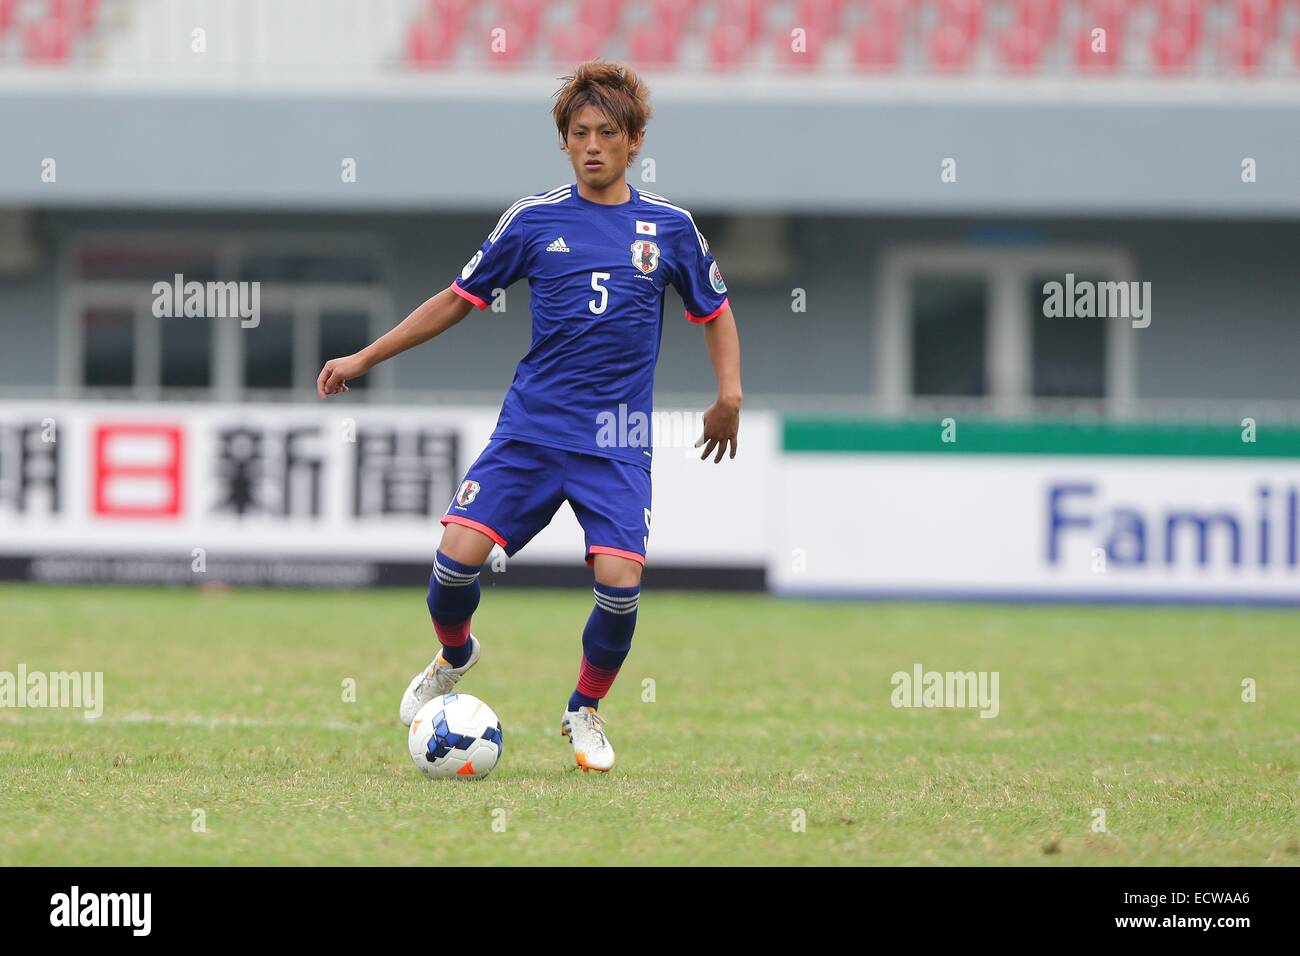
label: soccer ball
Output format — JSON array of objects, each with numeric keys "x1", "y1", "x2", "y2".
[{"x1": 407, "y1": 693, "x2": 503, "y2": 780}]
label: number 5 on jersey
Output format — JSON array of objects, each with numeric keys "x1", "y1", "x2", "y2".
[{"x1": 589, "y1": 272, "x2": 610, "y2": 315}]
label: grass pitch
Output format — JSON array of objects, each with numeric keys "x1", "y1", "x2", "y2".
[{"x1": 1, "y1": 583, "x2": 1297, "y2": 866}]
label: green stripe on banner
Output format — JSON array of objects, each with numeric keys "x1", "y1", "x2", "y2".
[{"x1": 782, "y1": 419, "x2": 1300, "y2": 458}]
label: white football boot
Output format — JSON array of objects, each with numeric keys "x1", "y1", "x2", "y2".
[
  {"x1": 398, "y1": 635, "x2": 481, "y2": 726},
  {"x1": 560, "y1": 705, "x2": 616, "y2": 772}
]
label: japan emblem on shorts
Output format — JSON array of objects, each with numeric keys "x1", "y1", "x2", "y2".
[
  {"x1": 455, "y1": 479, "x2": 480, "y2": 507},
  {"x1": 631, "y1": 239, "x2": 660, "y2": 274}
]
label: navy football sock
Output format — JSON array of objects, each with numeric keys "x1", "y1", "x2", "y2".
[
  {"x1": 426, "y1": 550, "x2": 482, "y2": 668},
  {"x1": 567, "y1": 689, "x2": 602, "y2": 712},
  {"x1": 567, "y1": 583, "x2": 639, "y2": 711}
]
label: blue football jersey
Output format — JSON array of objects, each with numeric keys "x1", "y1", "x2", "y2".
[{"x1": 450, "y1": 183, "x2": 729, "y2": 469}]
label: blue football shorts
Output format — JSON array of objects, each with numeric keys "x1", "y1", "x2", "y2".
[{"x1": 440, "y1": 439, "x2": 652, "y2": 566}]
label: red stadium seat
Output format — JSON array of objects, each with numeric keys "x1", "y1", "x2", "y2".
[
  {"x1": 408, "y1": 0, "x2": 473, "y2": 66},
  {"x1": 407, "y1": 19, "x2": 460, "y2": 67},
  {"x1": 1082, "y1": 0, "x2": 1132, "y2": 23},
  {"x1": 499, "y1": 0, "x2": 546, "y2": 35},
  {"x1": 717, "y1": 0, "x2": 768, "y2": 43},
  {"x1": 706, "y1": 22, "x2": 752, "y2": 69},
  {"x1": 82, "y1": 0, "x2": 102, "y2": 29},
  {"x1": 865, "y1": 0, "x2": 918, "y2": 16},
  {"x1": 485, "y1": 23, "x2": 539, "y2": 68},
  {"x1": 1012, "y1": 0, "x2": 1061, "y2": 37},
  {"x1": 1073, "y1": 6, "x2": 1125, "y2": 74},
  {"x1": 795, "y1": 0, "x2": 847, "y2": 33},
  {"x1": 852, "y1": 14, "x2": 905, "y2": 72},
  {"x1": 488, "y1": 0, "x2": 545, "y2": 64},
  {"x1": 47, "y1": 0, "x2": 100, "y2": 31},
  {"x1": 1071, "y1": 23, "x2": 1123, "y2": 72},
  {"x1": 1158, "y1": 0, "x2": 1205, "y2": 34},
  {"x1": 0, "y1": 0, "x2": 18, "y2": 39},
  {"x1": 928, "y1": 0, "x2": 983, "y2": 72},
  {"x1": 997, "y1": 24, "x2": 1048, "y2": 72},
  {"x1": 930, "y1": 26, "x2": 977, "y2": 71},
  {"x1": 1220, "y1": 26, "x2": 1269, "y2": 73},
  {"x1": 1149, "y1": 0, "x2": 1205, "y2": 74},
  {"x1": 1152, "y1": 26, "x2": 1200, "y2": 73},
  {"x1": 774, "y1": 22, "x2": 832, "y2": 69},
  {"x1": 629, "y1": 24, "x2": 684, "y2": 66},
  {"x1": 573, "y1": 0, "x2": 624, "y2": 40},
  {"x1": 851, "y1": 31, "x2": 901, "y2": 71},
  {"x1": 653, "y1": 0, "x2": 699, "y2": 34},
  {"x1": 426, "y1": 0, "x2": 475, "y2": 35},
  {"x1": 863, "y1": 0, "x2": 917, "y2": 33},
  {"x1": 549, "y1": 21, "x2": 607, "y2": 68},
  {"x1": 1230, "y1": 0, "x2": 1281, "y2": 41},
  {"x1": 24, "y1": 18, "x2": 74, "y2": 62},
  {"x1": 938, "y1": 0, "x2": 984, "y2": 37}
]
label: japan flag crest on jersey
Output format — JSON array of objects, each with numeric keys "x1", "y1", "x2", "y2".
[
  {"x1": 455, "y1": 480, "x2": 480, "y2": 507},
  {"x1": 631, "y1": 239, "x2": 660, "y2": 274}
]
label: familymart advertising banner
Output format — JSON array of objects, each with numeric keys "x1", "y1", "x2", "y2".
[
  {"x1": 0, "y1": 401, "x2": 776, "y2": 586},
  {"x1": 772, "y1": 420, "x2": 1300, "y2": 603}
]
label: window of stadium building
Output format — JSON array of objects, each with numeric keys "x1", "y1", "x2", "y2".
[
  {"x1": 81, "y1": 306, "x2": 135, "y2": 388},
  {"x1": 1028, "y1": 273, "x2": 1106, "y2": 399},
  {"x1": 881, "y1": 246, "x2": 1136, "y2": 412},
  {"x1": 910, "y1": 275, "x2": 988, "y2": 397},
  {"x1": 63, "y1": 236, "x2": 392, "y2": 399}
]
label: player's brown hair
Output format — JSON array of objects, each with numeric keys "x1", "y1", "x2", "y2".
[{"x1": 552, "y1": 60, "x2": 653, "y2": 167}]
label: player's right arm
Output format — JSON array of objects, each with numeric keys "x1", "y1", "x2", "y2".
[
  {"x1": 318, "y1": 192, "x2": 535, "y2": 398},
  {"x1": 317, "y1": 285, "x2": 474, "y2": 398}
]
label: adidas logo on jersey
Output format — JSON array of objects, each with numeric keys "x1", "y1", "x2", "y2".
[{"x1": 546, "y1": 237, "x2": 571, "y2": 253}]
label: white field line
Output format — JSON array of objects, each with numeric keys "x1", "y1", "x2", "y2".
[{"x1": 0, "y1": 712, "x2": 385, "y2": 732}]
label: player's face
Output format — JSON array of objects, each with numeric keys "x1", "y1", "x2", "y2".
[{"x1": 564, "y1": 104, "x2": 642, "y2": 189}]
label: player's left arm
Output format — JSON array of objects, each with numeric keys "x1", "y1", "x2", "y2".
[{"x1": 696, "y1": 305, "x2": 742, "y2": 463}]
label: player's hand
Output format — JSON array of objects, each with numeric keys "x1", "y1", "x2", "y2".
[
  {"x1": 316, "y1": 353, "x2": 369, "y2": 399},
  {"x1": 695, "y1": 396, "x2": 740, "y2": 463}
]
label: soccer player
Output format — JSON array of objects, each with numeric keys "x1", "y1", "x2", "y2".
[{"x1": 317, "y1": 61, "x2": 742, "y2": 773}]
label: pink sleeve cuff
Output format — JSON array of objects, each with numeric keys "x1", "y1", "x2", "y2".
[
  {"x1": 686, "y1": 297, "x2": 729, "y2": 324},
  {"x1": 450, "y1": 280, "x2": 489, "y2": 310}
]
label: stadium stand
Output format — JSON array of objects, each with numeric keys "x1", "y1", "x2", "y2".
[
  {"x1": 0, "y1": 0, "x2": 104, "y2": 64},
  {"x1": 7, "y1": 0, "x2": 1298, "y2": 78},
  {"x1": 401, "y1": 0, "x2": 1300, "y2": 77}
]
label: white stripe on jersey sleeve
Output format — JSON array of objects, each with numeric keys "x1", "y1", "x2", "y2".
[
  {"x1": 487, "y1": 185, "x2": 572, "y2": 244},
  {"x1": 638, "y1": 190, "x2": 709, "y2": 257}
]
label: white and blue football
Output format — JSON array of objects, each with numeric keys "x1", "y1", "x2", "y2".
[{"x1": 407, "y1": 693, "x2": 502, "y2": 780}]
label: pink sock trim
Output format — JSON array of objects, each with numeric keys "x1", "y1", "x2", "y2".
[
  {"x1": 576, "y1": 657, "x2": 620, "y2": 699},
  {"x1": 433, "y1": 619, "x2": 471, "y2": 647}
]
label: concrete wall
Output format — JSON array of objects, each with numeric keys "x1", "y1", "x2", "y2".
[
  {"x1": 3, "y1": 81, "x2": 1300, "y2": 217},
  {"x1": 1, "y1": 207, "x2": 1298, "y2": 404}
]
